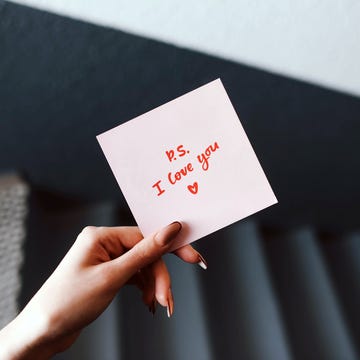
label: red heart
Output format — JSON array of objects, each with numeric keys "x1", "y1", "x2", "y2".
[{"x1": 187, "y1": 182, "x2": 198, "y2": 194}]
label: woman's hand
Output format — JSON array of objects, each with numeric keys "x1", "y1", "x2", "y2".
[{"x1": 0, "y1": 222, "x2": 207, "y2": 359}]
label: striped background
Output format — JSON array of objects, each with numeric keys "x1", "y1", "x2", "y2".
[{"x1": 1, "y1": 1, "x2": 360, "y2": 359}]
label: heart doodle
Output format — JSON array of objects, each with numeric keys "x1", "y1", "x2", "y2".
[{"x1": 187, "y1": 182, "x2": 198, "y2": 194}]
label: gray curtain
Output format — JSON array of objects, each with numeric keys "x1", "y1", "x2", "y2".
[{"x1": 0, "y1": 174, "x2": 28, "y2": 329}]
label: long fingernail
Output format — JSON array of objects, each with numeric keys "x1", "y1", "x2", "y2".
[
  {"x1": 152, "y1": 298, "x2": 157, "y2": 315},
  {"x1": 167, "y1": 288, "x2": 174, "y2": 318},
  {"x1": 155, "y1": 222, "x2": 182, "y2": 246},
  {"x1": 197, "y1": 253, "x2": 208, "y2": 270},
  {"x1": 148, "y1": 297, "x2": 156, "y2": 315},
  {"x1": 167, "y1": 302, "x2": 171, "y2": 318}
]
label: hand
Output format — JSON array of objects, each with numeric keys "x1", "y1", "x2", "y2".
[{"x1": 0, "y1": 222, "x2": 207, "y2": 359}]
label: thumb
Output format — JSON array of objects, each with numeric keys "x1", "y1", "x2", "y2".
[{"x1": 109, "y1": 221, "x2": 182, "y2": 283}]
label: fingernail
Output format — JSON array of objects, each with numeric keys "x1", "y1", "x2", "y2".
[
  {"x1": 155, "y1": 221, "x2": 182, "y2": 246},
  {"x1": 197, "y1": 253, "x2": 208, "y2": 270},
  {"x1": 167, "y1": 288, "x2": 174, "y2": 318},
  {"x1": 148, "y1": 297, "x2": 156, "y2": 315},
  {"x1": 152, "y1": 298, "x2": 157, "y2": 315}
]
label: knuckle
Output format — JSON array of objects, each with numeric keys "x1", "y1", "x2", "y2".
[
  {"x1": 97, "y1": 226, "x2": 107, "y2": 232},
  {"x1": 78, "y1": 226, "x2": 98, "y2": 242},
  {"x1": 81, "y1": 225, "x2": 97, "y2": 235}
]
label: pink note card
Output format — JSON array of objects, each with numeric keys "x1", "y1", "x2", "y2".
[{"x1": 97, "y1": 79, "x2": 277, "y2": 250}]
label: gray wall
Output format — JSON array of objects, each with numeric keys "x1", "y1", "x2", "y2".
[{"x1": 10, "y1": 0, "x2": 360, "y2": 96}]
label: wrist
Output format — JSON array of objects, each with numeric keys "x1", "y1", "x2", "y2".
[{"x1": 0, "y1": 305, "x2": 53, "y2": 360}]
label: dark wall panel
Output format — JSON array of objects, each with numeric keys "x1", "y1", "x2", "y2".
[{"x1": 1, "y1": 2, "x2": 360, "y2": 230}]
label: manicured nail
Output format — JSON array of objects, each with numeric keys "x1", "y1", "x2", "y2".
[
  {"x1": 148, "y1": 298, "x2": 156, "y2": 314},
  {"x1": 197, "y1": 253, "x2": 208, "y2": 270},
  {"x1": 151, "y1": 298, "x2": 157, "y2": 315},
  {"x1": 155, "y1": 221, "x2": 182, "y2": 246},
  {"x1": 167, "y1": 288, "x2": 174, "y2": 318}
]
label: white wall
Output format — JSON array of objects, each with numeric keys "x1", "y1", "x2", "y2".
[{"x1": 10, "y1": 0, "x2": 360, "y2": 96}]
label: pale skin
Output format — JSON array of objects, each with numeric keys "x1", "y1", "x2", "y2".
[{"x1": 0, "y1": 221, "x2": 207, "y2": 359}]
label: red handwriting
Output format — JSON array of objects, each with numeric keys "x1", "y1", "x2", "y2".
[
  {"x1": 168, "y1": 162, "x2": 193, "y2": 185},
  {"x1": 152, "y1": 180, "x2": 165, "y2": 196},
  {"x1": 165, "y1": 145, "x2": 190, "y2": 162},
  {"x1": 151, "y1": 141, "x2": 220, "y2": 197},
  {"x1": 187, "y1": 182, "x2": 198, "y2": 194},
  {"x1": 197, "y1": 141, "x2": 220, "y2": 171}
]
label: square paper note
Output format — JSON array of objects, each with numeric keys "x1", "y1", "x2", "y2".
[{"x1": 97, "y1": 79, "x2": 277, "y2": 250}]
